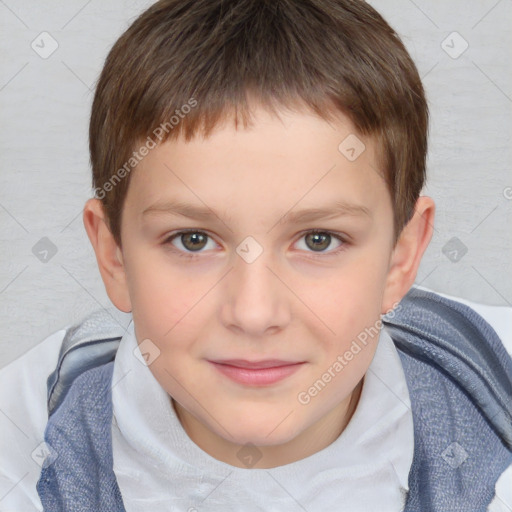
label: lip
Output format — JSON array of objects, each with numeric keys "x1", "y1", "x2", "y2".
[
  {"x1": 211, "y1": 359, "x2": 302, "y2": 369},
  {"x1": 208, "y1": 360, "x2": 305, "y2": 386}
]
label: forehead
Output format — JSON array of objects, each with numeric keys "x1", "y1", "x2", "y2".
[{"x1": 124, "y1": 105, "x2": 389, "y2": 226}]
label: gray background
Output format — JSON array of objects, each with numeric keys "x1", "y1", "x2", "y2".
[{"x1": 1, "y1": 0, "x2": 511, "y2": 368}]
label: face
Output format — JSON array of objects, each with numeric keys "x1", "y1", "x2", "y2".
[{"x1": 115, "y1": 105, "x2": 399, "y2": 465}]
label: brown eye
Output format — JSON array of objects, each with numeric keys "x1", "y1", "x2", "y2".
[
  {"x1": 180, "y1": 232, "x2": 208, "y2": 251},
  {"x1": 304, "y1": 232, "x2": 332, "y2": 252},
  {"x1": 165, "y1": 230, "x2": 215, "y2": 255},
  {"x1": 295, "y1": 230, "x2": 345, "y2": 256}
]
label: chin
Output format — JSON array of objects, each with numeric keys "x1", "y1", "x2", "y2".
[
  {"x1": 221, "y1": 416, "x2": 304, "y2": 447},
  {"x1": 229, "y1": 431, "x2": 296, "y2": 448}
]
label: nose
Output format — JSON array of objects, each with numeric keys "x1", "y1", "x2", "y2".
[{"x1": 220, "y1": 243, "x2": 291, "y2": 337}]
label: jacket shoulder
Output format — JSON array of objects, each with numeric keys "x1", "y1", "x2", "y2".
[
  {"x1": 383, "y1": 287, "x2": 512, "y2": 447},
  {"x1": 47, "y1": 309, "x2": 126, "y2": 416}
]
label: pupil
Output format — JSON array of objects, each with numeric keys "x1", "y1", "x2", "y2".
[
  {"x1": 183, "y1": 233, "x2": 206, "y2": 251},
  {"x1": 308, "y1": 232, "x2": 329, "y2": 251}
]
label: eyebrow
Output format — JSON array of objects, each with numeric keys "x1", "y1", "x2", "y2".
[
  {"x1": 142, "y1": 199, "x2": 371, "y2": 225},
  {"x1": 277, "y1": 201, "x2": 372, "y2": 225}
]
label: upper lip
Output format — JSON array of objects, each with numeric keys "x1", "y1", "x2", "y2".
[{"x1": 210, "y1": 359, "x2": 304, "y2": 369}]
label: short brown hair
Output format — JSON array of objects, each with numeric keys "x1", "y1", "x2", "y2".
[{"x1": 89, "y1": 0, "x2": 428, "y2": 245}]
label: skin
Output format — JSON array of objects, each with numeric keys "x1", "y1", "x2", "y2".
[{"x1": 84, "y1": 103, "x2": 434, "y2": 469}]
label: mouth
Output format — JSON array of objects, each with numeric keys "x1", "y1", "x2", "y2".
[{"x1": 208, "y1": 359, "x2": 306, "y2": 386}]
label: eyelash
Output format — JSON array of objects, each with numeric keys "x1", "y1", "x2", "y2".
[{"x1": 162, "y1": 229, "x2": 349, "y2": 260}]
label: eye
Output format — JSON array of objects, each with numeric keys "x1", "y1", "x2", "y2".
[
  {"x1": 165, "y1": 230, "x2": 217, "y2": 256},
  {"x1": 295, "y1": 230, "x2": 345, "y2": 255},
  {"x1": 163, "y1": 229, "x2": 347, "y2": 259}
]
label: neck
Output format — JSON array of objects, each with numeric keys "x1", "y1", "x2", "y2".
[{"x1": 172, "y1": 377, "x2": 364, "y2": 469}]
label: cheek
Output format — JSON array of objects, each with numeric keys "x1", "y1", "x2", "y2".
[
  {"x1": 125, "y1": 249, "x2": 213, "y2": 336},
  {"x1": 127, "y1": 263, "x2": 208, "y2": 394},
  {"x1": 303, "y1": 256, "x2": 389, "y2": 371},
  {"x1": 313, "y1": 256, "x2": 389, "y2": 327}
]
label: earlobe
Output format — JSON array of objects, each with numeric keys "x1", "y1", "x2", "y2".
[
  {"x1": 83, "y1": 198, "x2": 132, "y2": 313},
  {"x1": 381, "y1": 196, "x2": 435, "y2": 314}
]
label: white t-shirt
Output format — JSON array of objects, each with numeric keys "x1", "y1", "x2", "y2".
[{"x1": 0, "y1": 289, "x2": 511, "y2": 511}]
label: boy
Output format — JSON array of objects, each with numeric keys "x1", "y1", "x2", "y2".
[{"x1": 1, "y1": 0, "x2": 511, "y2": 511}]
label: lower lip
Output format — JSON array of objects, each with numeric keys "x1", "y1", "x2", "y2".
[{"x1": 209, "y1": 362, "x2": 304, "y2": 386}]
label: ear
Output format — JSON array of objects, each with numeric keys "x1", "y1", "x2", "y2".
[
  {"x1": 83, "y1": 198, "x2": 132, "y2": 313},
  {"x1": 381, "y1": 196, "x2": 435, "y2": 314}
]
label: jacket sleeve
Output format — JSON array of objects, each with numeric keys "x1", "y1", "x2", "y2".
[
  {"x1": 476, "y1": 302, "x2": 512, "y2": 512},
  {"x1": 0, "y1": 328, "x2": 66, "y2": 512},
  {"x1": 422, "y1": 288, "x2": 512, "y2": 512}
]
